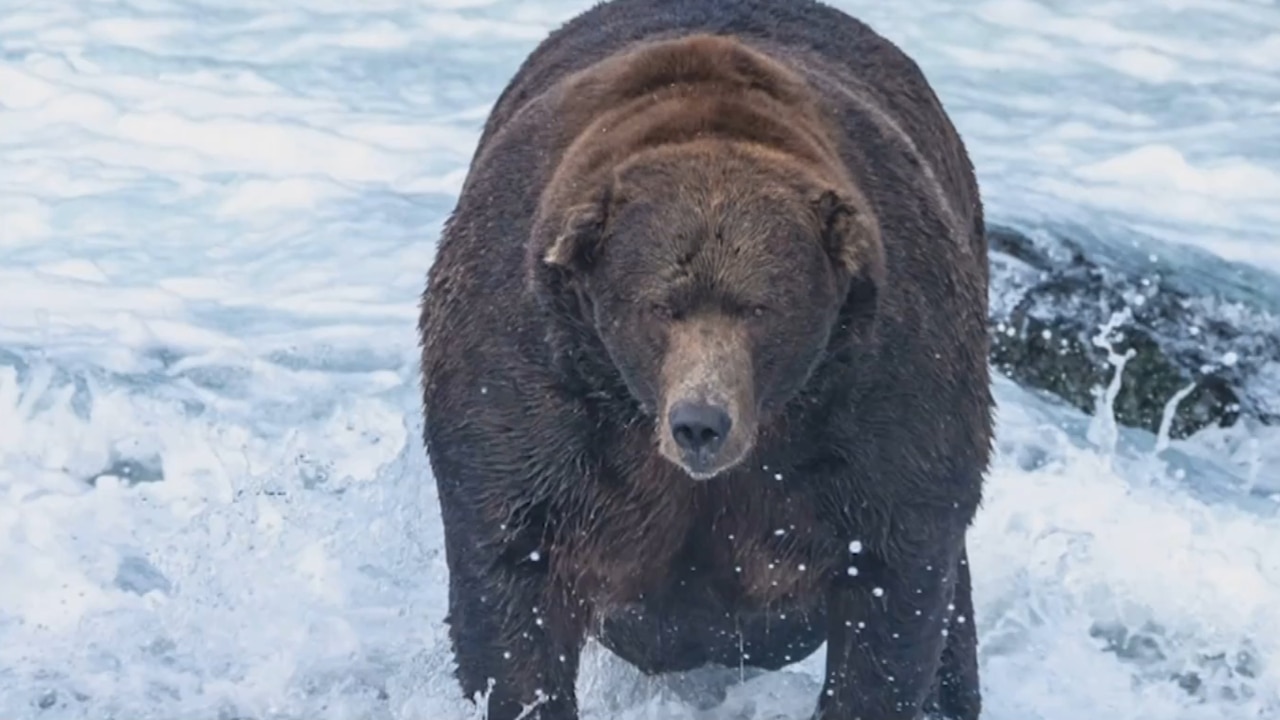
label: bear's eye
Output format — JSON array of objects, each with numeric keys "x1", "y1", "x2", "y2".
[
  {"x1": 750, "y1": 305, "x2": 770, "y2": 319},
  {"x1": 648, "y1": 302, "x2": 674, "y2": 320}
]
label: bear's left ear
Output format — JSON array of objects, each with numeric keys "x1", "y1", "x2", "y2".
[
  {"x1": 812, "y1": 188, "x2": 885, "y2": 340},
  {"x1": 811, "y1": 188, "x2": 883, "y2": 282}
]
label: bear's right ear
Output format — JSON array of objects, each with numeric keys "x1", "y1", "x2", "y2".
[
  {"x1": 534, "y1": 181, "x2": 617, "y2": 278},
  {"x1": 542, "y1": 198, "x2": 608, "y2": 273}
]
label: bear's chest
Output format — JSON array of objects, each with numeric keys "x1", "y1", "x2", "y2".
[
  {"x1": 696, "y1": 483, "x2": 840, "y2": 608},
  {"x1": 552, "y1": 464, "x2": 840, "y2": 613}
]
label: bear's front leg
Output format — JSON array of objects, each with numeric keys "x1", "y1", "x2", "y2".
[
  {"x1": 444, "y1": 539, "x2": 584, "y2": 720},
  {"x1": 927, "y1": 544, "x2": 981, "y2": 720},
  {"x1": 815, "y1": 531, "x2": 967, "y2": 720}
]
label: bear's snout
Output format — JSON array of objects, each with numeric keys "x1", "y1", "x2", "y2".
[
  {"x1": 668, "y1": 399, "x2": 732, "y2": 469},
  {"x1": 658, "y1": 316, "x2": 756, "y2": 479}
]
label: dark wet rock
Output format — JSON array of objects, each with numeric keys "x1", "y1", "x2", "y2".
[{"x1": 987, "y1": 223, "x2": 1280, "y2": 439}]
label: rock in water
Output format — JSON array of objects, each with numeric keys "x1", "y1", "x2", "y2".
[{"x1": 987, "y1": 222, "x2": 1280, "y2": 439}]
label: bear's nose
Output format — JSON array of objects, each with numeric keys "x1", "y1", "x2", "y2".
[{"x1": 669, "y1": 400, "x2": 732, "y2": 456}]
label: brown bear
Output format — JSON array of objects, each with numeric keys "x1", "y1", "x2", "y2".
[{"x1": 417, "y1": 1, "x2": 993, "y2": 719}]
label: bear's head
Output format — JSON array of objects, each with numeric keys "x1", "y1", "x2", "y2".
[{"x1": 531, "y1": 139, "x2": 884, "y2": 480}]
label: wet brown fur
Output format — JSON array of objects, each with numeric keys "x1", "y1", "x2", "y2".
[{"x1": 419, "y1": 2, "x2": 991, "y2": 719}]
